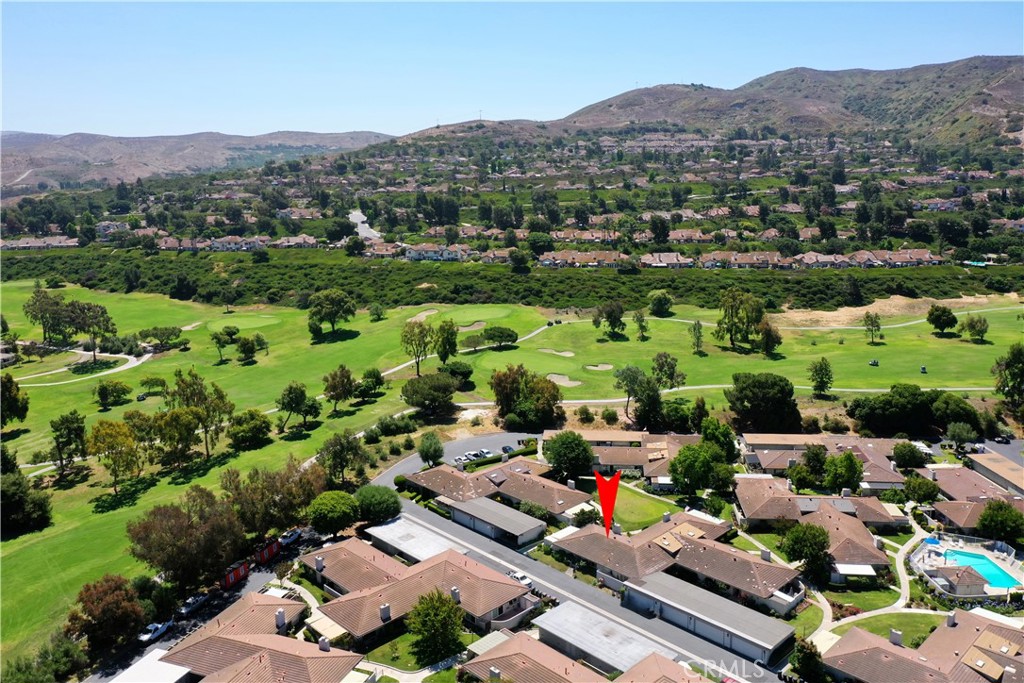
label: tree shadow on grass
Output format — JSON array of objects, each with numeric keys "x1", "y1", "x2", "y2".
[
  {"x1": 715, "y1": 344, "x2": 756, "y2": 356},
  {"x1": 68, "y1": 359, "x2": 120, "y2": 375},
  {"x1": 91, "y1": 474, "x2": 159, "y2": 513},
  {"x1": 51, "y1": 463, "x2": 94, "y2": 490},
  {"x1": 165, "y1": 451, "x2": 238, "y2": 485},
  {"x1": 328, "y1": 407, "x2": 359, "y2": 420},
  {"x1": 239, "y1": 358, "x2": 258, "y2": 367},
  {"x1": 961, "y1": 338, "x2": 994, "y2": 345},
  {"x1": 932, "y1": 331, "x2": 960, "y2": 339},
  {"x1": 765, "y1": 351, "x2": 787, "y2": 361},
  {"x1": 311, "y1": 329, "x2": 361, "y2": 345},
  {"x1": 866, "y1": 341, "x2": 887, "y2": 347},
  {"x1": 1, "y1": 427, "x2": 30, "y2": 441}
]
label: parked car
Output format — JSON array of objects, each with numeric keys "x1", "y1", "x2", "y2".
[
  {"x1": 454, "y1": 455, "x2": 468, "y2": 464},
  {"x1": 478, "y1": 448, "x2": 493, "y2": 458},
  {"x1": 501, "y1": 445, "x2": 515, "y2": 454},
  {"x1": 177, "y1": 593, "x2": 209, "y2": 617},
  {"x1": 506, "y1": 570, "x2": 532, "y2": 587},
  {"x1": 279, "y1": 528, "x2": 302, "y2": 546},
  {"x1": 138, "y1": 621, "x2": 171, "y2": 643},
  {"x1": 463, "y1": 451, "x2": 480, "y2": 460},
  {"x1": 993, "y1": 435, "x2": 1011, "y2": 444}
]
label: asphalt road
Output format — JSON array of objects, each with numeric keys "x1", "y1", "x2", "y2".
[
  {"x1": 373, "y1": 438, "x2": 776, "y2": 683},
  {"x1": 374, "y1": 431, "x2": 539, "y2": 486},
  {"x1": 980, "y1": 439, "x2": 1024, "y2": 467}
]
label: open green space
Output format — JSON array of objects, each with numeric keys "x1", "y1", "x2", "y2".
[
  {"x1": 831, "y1": 613, "x2": 945, "y2": 645},
  {"x1": 422, "y1": 670, "x2": 457, "y2": 683},
  {"x1": 8, "y1": 351, "x2": 100, "y2": 381},
  {"x1": 726, "y1": 534, "x2": 760, "y2": 553},
  {"x1": 750, "y1": 532, "x2": 789, "y2": 561},
  {"x1": 365, "y1": 631, "x2": 479, "y2": 671},
  {"x1": 789, "y1": 602, "x2": 824, "y2": 638},
  {"x1": 878, "y1": 529, "x2": 917, "y2": 548},
  {"x1": 527, "y1": 547, "x2": 599, "y2": 587},
  {"x1": 575, "y1": 479, "x2": 685, "y2": 532},
  {"x1": 824, "y1": 585, "x2": 900, "y2": 613}
]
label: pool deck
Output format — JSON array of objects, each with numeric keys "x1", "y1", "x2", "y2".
[{"x1": 916, "y1": 539, "x2": 1023, "y2": 595}]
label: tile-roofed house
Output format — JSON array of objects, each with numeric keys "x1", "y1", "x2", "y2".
[
  {"x1": 191, "y1": 635, "x2": 362, "y2": 683},
  {"x1": 460, "y1": 631, "x2": 602, "y2": 683},
  {"x1": 932, "y1": 495, "x2": 1024, "y2": 534},
  {"x1": 299, "y1": 538, "x2": 406, "y2": 596},
  {"x1": 270, "y1": 234, "x2": 317, "y2": 248},
  {"x1": 930, "y1": 565, "x2": 988, "y2": 596},
  {"x1": 965, "y1": 450, "x2": 1024, "y2": 496},
  {"x1": 405, "y1": 464, "x2": 498, "y2": 502},
  {"x1": 629, "y1": 510, "x2": 731, "y2": 545},
  {"x1": 492, "y1": 470, "x2": 592, "y2": 520},
  {"x1": 551, "y1": 525, "x2": 675, "y2": 583},
  {"x1": 671, "y1": 536, "x2": 802, "y2": 603},
  {"x1": 618, "y1": 653, "x2": 713, "y2": 683},
  {"x1": 640, "y1": 251, "x2": 695, "y2": 268},
  {"x1": 801, "y1": 501, "x2": 889, "y2": 576},
  {"x1": 160, "y1": 593, "x2": 311, "y2": 676},
  {"x1": 317, "y1": 549, "x2": 531, "y2": 640},
  {"x1": 824, "y1": 609, "x2": 1024, "y2": 683},
  {"x1": 920, "y1": 466, "x2": 1009, "y2": 500},
  {"x1": 441, "y1": 495, "x2": 547, "y2": 546}
]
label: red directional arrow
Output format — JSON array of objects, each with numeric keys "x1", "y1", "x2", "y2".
[{"x1": 593, "y1": 469, "x2": 621, "y2": 537}]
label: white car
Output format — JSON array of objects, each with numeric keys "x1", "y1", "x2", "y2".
[
  {"x1": 454, "y1": 455, "x2": 468, "y2": 464},
  {"x1": 506, "y1": 570, "x2": 532, "y2": 587},
  {"x1": 464, "y1": 451, "x2": 480, "y2": 460},
  {"x1": 138, "y1": 621, "x2": 171, "y2": 643},
  {"x1": 177, "y1": 593, "x2": 209, "y2": 617},
  {"x1": 478, "y1": 448, "x2": 493, "y2": 458},
  {"x1": 279, "y1": 528, "x2": 302, "y2": 546}
]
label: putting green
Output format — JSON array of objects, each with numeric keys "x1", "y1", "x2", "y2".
[{"x1": 207, "y1": 316, "x2": 282, "y2": 331}]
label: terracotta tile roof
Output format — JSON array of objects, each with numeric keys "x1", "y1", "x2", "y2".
[
  {"x1": 922, "y1": 466, "x2": 1010, "y2": 501},
  {"x1": 298, "y1": 538, "x2": 406, "y2": 593},
  {"x1": 195, "y1": 635, "x2": 362, "y2": 683},
  {"x1": 629, "y1": 510, "x2": 731, "y2": 544},
  {"x1": 735, "y1": 476, "x2": 901, "y2": 525},
  {"x1": 618, "y1": 653, "x2": 713, "y2": 682},
  {"x1": 461, "y1": 632, "x2": 601, "y2": 683},
  {"x1": 933, "y1": 500, "x2": 985, "y2": 530},
  {"x1": 318, "y1": 549, "x2": 528, "y2": 638},
  {"x1": 672, "y1": 538, "x2": 800, "y2": 598},
  {"x1": 406, "y1": 465, "x2": 498, "y2": 502},
  {"x1": 495, "y1": 471, "x2": 591, "y2": 515},
  {"x1": 933, "y1": 565, "x2": 987, "y2": 588},
  {"x1": 801, "y1": 501, "x2": 889, "y2": 566},
  {"x1": 552, "y1": 525, "x2": 674, "y2": 580},
  {"x1": 824, "y1": 627, "x2": 949, "y2": 682},
  {"x1": 160, "y1": 594, "x2": 308, "y2": 676}
]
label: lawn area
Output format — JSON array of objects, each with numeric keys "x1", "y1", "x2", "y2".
[
  {"x1": 825, "y1": 585, "x2": 900, "y2": 613},
  {"x1": 932, "y1": 450, "x2": 961, "y2": 465},
  {"x1": 750, "y1": 532, "x2": 789, "y2": 561},
  {"x1": 291, "y1": 575, "x2": 330, "y2": 605},
  {"x1": 527, "y1": 547, "x2": 599, "y2": 587},
  {"x1": 832, "y1": 613, "x2": 945, "y2": 646},
  {"x1": 789, "y1": 602, "x2": 824, "y2": 638},
  {"x1": 877, "y1": 529, "x2": 917, "y2": 548},
  {"x1": 365, "y1": 631, "x2": 479, "y2": 671},
  {"x1": 573, "y1": 479, "x2": 685, "y2": 532},
  {"x1": 423, "y1": 670, "x2": 457, "y2": 683},
  {"x1": 726, "y1": 534, "x2": 760, "y2": 553}
]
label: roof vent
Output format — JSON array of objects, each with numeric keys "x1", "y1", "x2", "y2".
[
  {"x1": 380, "y1": 603, "x2": 391, "y2": 621},
  {"x1": 568, "y1": 480, "x2": 575, "y2": 490},
  {"x1": 489, "y1": 667, "x2": 502, "y2": 681},
  {"x1": 315, "y1": 556, "x2": 324, "y2": 572},
  {"x1": 318, "y1": 636, "x2": 330, "y2": 652},
  {"x1": 275, "y1": 608, "x2": 286, "y2": 629},
  {"x1": 663, "y1": 511, "x2": 671, "y2": 523},
  {"x1": 451, "y1": 586, "x2": 461, "y2": 603}
]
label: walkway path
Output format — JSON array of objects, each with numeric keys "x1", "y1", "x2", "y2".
[
  {"x1": 360, "y1": 654, "x2": 461, "y2": 683},
  {"x1": 19, "y1": 345, "x2": 152, "y2": 387}
]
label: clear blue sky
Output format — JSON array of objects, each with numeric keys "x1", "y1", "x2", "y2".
[{"x1": 3, "y1": 2, "x2": 1022, "y2": 137}]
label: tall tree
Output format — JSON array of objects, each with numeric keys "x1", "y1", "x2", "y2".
[
  {"x1": 323, "y1": 365, "x2": 356, "y2": 413},
  {"x1": 757, "y1": 320, "x2": 783, "y2": 356},
  {"x1": 780, "y1": 524, "x2": 831, "y2": 584},
  {"x1": 65, "y1": 575, "x2": 145, "y2": 650},
  {"x1": 167, "y1": 368, "x2": 233, "y2": 457},
  {"x1": 306, "y1": 490, "x2": 360, "y2": 536},
  {"x1": 669, "y1": 443, "x2": 724, "y2": 496},
  {"x1": 307, "y1": 289, "x2": 356, "y2": 333},
  {"x1": 613, "y1": 365, "x2": 647, "y2": 419},
  {"x1": 690, "y1": 320, "x2": 704, "y2": 355},
  {"x1": 276, "y1": 381, "x2": 307, "y2": 432},
  {"x1": 649, "y1": 291, "x2": 673, "y2": 317},
  {"x1": 406, "y1": 590, "x2": 465, "y2": 663},
  {"x1": 210, "y1": 331, "x2": 231, "y2": 363},
  {"x1": 632, "y1": 375, "x2": 664, "y2": 431},
  {"x1": 318, "y1": 430, "x2": 367, "y2": 483},
  {"x1": 545, "y1": 431, "x2": 594, "y2": 480},
  {"x1": 823, "y1": 451, "x2": 864, "y2": 492},
  {"x1": 633, "y1": 310, "x2": 649, "y2": 341},
  {"x1": 22, "y1": 287, "x2": 70, "y2": 344},
  {"x1": 958, "y1": 314, "x2": 989, "y2": 342},
  {"x1": 401, "y1": 320, "x2": 433, "y2": 377},
  {"x1": 992, "y1": 342, "x2": 1024, "y2": 411},
  {"x1": 1, "y1": 373, "x2": 30, "y2": 428},
  {"x1": 433, "y1": 318, "x2": 459, "y2": 365},
  {"x1": 87, "y1": 420, "x2": 141, "y2": 493},
  {"x1": 976, "y1": 499, "x2": 1024, "y2": 543},
  {"x1": 66, "y1": 301, "x2": 116, "y2": 362},
  {"x1": 1, "y1": 444, "x2": 53, "y2": 537},
  {"x1": 926, "y1": 304, "x2": 958, "y2": 335},
  {"x1": 355, "y1": 485, "x2": 402, "y2": 524},
  {"x1": 418, "y1": 431, "x2": 444, "y2": 467},
  {"x1": 712, "y1": 287, "x2": 763, "y2": 348},
  {"x1": 808, "y1": 357, "x2": 834, "y2": 396},
  {"x1": 401, "y1": 373, "x2": 460, "y2": 415},
  {"x1": 651, "y1": 352, "x2": 686, "y2": 390},
  {"x1": 863, "y1": 311, "x2": 881, "y2": 344},
  {"x1": 725, "y1": 372, "x2": 802, "y2": 432},
  {"x1": 126, "y1": 485, "x2": 247, "y2": 589},
  {"x1": 220, "y1": 457, "x2": 325, "y2": 536},
  {"x1": 49, "y1": 410, "x2": 87, "y2": 476},
  {"x1": 592, "y1": 301, "x2": 626, "y2": 338},
  {"x1": 156, "y1": 408, "x2": 202, "y2": 467}
]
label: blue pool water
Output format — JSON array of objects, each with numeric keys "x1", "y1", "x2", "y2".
[{"x1": 944, "y1": 549, "x2": 1023, "y2": 589}]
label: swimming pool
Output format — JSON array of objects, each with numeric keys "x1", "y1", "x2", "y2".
[{"x1": 944, "y1": 549, "x2": 1023, "y2": 589}]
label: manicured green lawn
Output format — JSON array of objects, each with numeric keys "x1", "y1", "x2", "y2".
[
  {"x1": 877, "y1": 529, "x2": 916, "y2": 548},
  {"x1": 750, "y1": 532, "x2": 789, "y2": 561},
  {"x1": 423, "y1": 670, "x2": 457, "y2": 683},
  {"x1": 825, "y1": 585, "x2": 900, "y2": 612},
  {"x1": 291, "y1": 576, "x2": 330, "y2": 605},
  {"x1": 789, "y1": 603, "x2": 824, "y2": 638},
  {"x1": 365, "y1": 631, "x2": 479, "y2": 671},
  {"x1": 527, "y1": 548, "x2": 599, "y2": 587},
  {"x1": 574, "y1": 479, "x2": 685, "y2": 532},
  {"x1": 832, "y1": 613, "x2": 945, "y2": 645},
  {"x1": 726, "y1": 534, "x2": 760, "y2": 553}
]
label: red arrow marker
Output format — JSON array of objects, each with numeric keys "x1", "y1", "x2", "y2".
[{"x1": 593, "y1": 470, "x2": 621, "y2": 537}]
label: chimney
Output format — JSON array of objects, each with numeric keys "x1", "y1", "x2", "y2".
[
  {"x1": 662, "y1": 511, "x2": 671, "y2": 523},
  {"x1": 489, "y1": 667, "x2": 502, "y2": 681},
  {"x1": 786, "y1": 478, "x2": 795, "y2": 492},
  {"x1": 380, "y1": 603, "x2": 391, "y2": 622},
  {"x1": 761, "y1": 549, "x2": 772, "y2": 562},
  {"x1": 612, "y1": 522, "x2": 622, "y2": 535},
  {"x1": 889, "y1": 629, "x2": 903, "y2": 646},
  {"x1": 318, "y1": 636, "x2": 330, "y2": 652},
  {"x1": 275, "y1": 608, "x2": 286, "y2": 629},
  {"x1": 930, "y1": 469, "x2": 937, "y2": 481},
  {"x1": 874, "y1": 536, "x2": 884, "y2": 549},
  {"x1": 315, "y1": 555, "x2": 324, "y2": 572},
  {"x1": 891, "y1": 461, "x2": 897, "y2": 471},
  {"x1": 501, "y1": 453, "x2": 509, "y2": 462},
  {"x1": 568, "y1": 479, "x2": 576, "y2": 490},
  {"x1": 841, "y1": 487, "x2": 851, "y2": 498},
  {"x1": 451, "y1": 586, "x2": 461, "y2": 604},
  {"x1": 947, "y1": 611, "x2": 957, "y2": 627},
  {"x1": 787, "y1": 458, "x2": 797, "y2": 469}
]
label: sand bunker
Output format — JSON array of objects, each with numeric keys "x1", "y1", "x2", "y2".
[
  {"x1": 539, "y1": 348, "x2": 576, "y2": 357},
  {"x1": 458, "y1": 321, "x2": 486, "y2": 332},
  {"x1": 586, "y1": 364, "x2": 614, "y2": 371},
  {"x1": 409, "y1": 309, "x2": 438, "y2": 322},
  {"x1": 547, "y1": 373, "x2": 582, "y2": 387},
  {"x1": 775, "y1": 293, "x2": 1018, "y2": 328},
  {"x1": 181, "y1": 321, "x2": 203, "y2": 331}
]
